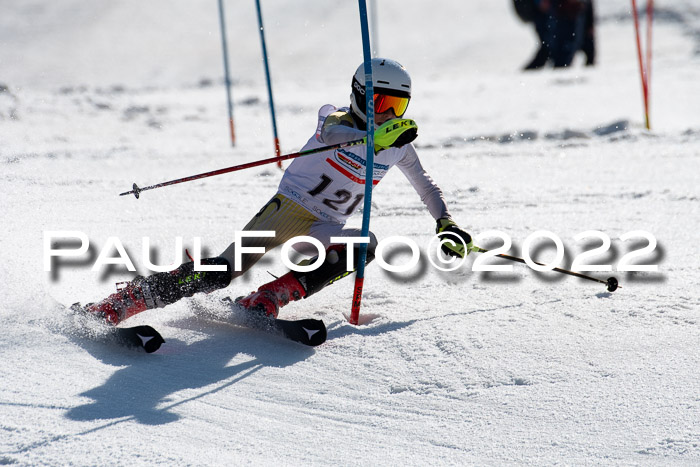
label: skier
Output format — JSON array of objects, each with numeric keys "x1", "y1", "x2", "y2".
[{"x1": 79, "y1": 58, "x2": 473, "y2": 324}]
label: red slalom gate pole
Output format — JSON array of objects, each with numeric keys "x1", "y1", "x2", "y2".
[
  {"x1": 274, "y1": 137, "x2": 282, "y2": 168},
  {"x1": 646, "y1": 0, "x2": 654, "y2": 96},
  {"x1": 119, "y1": 138, "x2": 365, "y2": 199},
  {"x1": 229, "y1": 118, "x2": 236, "y2": 146},
  {"x1": 631, "y1": 0, "x2": 651, "y2": 130}
]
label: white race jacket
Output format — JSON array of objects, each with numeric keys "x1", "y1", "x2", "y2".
[{"x1": 277, "y1": 105, "x2": 450, "y2": 224}]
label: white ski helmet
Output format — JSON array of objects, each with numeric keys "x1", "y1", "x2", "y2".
[{"x1": 350, "y1": 58, "x2": 411, "y2": 122}]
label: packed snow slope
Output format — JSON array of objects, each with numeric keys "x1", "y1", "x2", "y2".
[{"x1": 2, "y1": 0, "x2": 700, "y2": 465}]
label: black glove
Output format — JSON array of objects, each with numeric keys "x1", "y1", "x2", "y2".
[{"x1": 435, "y1": 218, "x2": 473, "y2": 258}]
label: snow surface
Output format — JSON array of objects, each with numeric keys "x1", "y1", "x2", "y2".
[{"x1": 2, "y1": 0, "x2": 700, "y2": 465}]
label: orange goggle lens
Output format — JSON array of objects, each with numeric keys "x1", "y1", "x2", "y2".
[{"x1": 374, "y1": 94, "x2": 409, "y2": 117}]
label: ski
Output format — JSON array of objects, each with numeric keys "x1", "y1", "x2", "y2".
[
  {"x1": 68, "y1": 303, "x2": 165, "y2": 353},
  {"x1": 109, "y1": 325, "x2": 165, "y2": 353},
  {"x1": 258, "y1": 317, "x2": 327, "y2": 347},
  {"x1": 219, "y1": 297, "x2": 327, "y2": 346}
]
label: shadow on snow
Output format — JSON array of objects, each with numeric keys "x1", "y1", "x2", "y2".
[{"x1": 65, "y1": 318, "x2": 314, "y2": 426}]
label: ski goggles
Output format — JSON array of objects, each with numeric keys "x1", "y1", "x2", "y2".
[{"x1": 374, "y1": 93, "x2": 410, "y2": 117}]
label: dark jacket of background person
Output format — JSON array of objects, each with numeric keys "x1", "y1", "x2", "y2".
[{"x1": 518, "y1": 0, "x2": 596, "y2": 70}]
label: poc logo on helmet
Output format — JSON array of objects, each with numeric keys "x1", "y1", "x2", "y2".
[{"x1": 353, "y1": 80, "x2": 365, "y2": 95}]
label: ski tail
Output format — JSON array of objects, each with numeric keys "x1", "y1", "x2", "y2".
[
  {"x1": 112, "y1": 325, "x2": 165, "y2": 353},
  {"x1": 221, "y1": 297, "x2": 327, "y2": 346},
  {"x1": 275, "y1": 318, "x2": 327, "y2": 346},
  {"x1": 69, "y1": 302, "x2": 164, "y2": 353}
]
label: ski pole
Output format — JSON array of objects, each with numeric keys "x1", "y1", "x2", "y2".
[
  {"x1": 471, "y1": 246, "x2": 620, "y2": 292},
  {"x1": 119, "y1": 138, "x2": 366, "y2": 199}
]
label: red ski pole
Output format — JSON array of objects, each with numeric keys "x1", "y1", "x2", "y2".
[{"x1": 120, "y1": 138, "x2": 365, "y2": 199}]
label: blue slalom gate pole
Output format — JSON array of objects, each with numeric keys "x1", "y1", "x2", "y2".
[
  {"x1": 349, "y1": 0, "x2": 375, "y2": 325},
  {"x1": 217, "y1": 0, "x2": 235, "y2": 146},
  {"x1": 254, "y1": 0, "x2": 282, "y2": 168}
]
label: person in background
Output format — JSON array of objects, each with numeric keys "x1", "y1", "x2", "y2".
[
  {"x1": 523, "y1": 0, "x2": 554, "y2": 70},
  {"x1": 550, "y1": 0, "x2": 590, "y2": 68},
  {"x1": 522, "y1": 0, "x2": 596, "y2": 70},
  {"x1": 580, "y1": 0, "x2": 596, "y2": 66}
]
